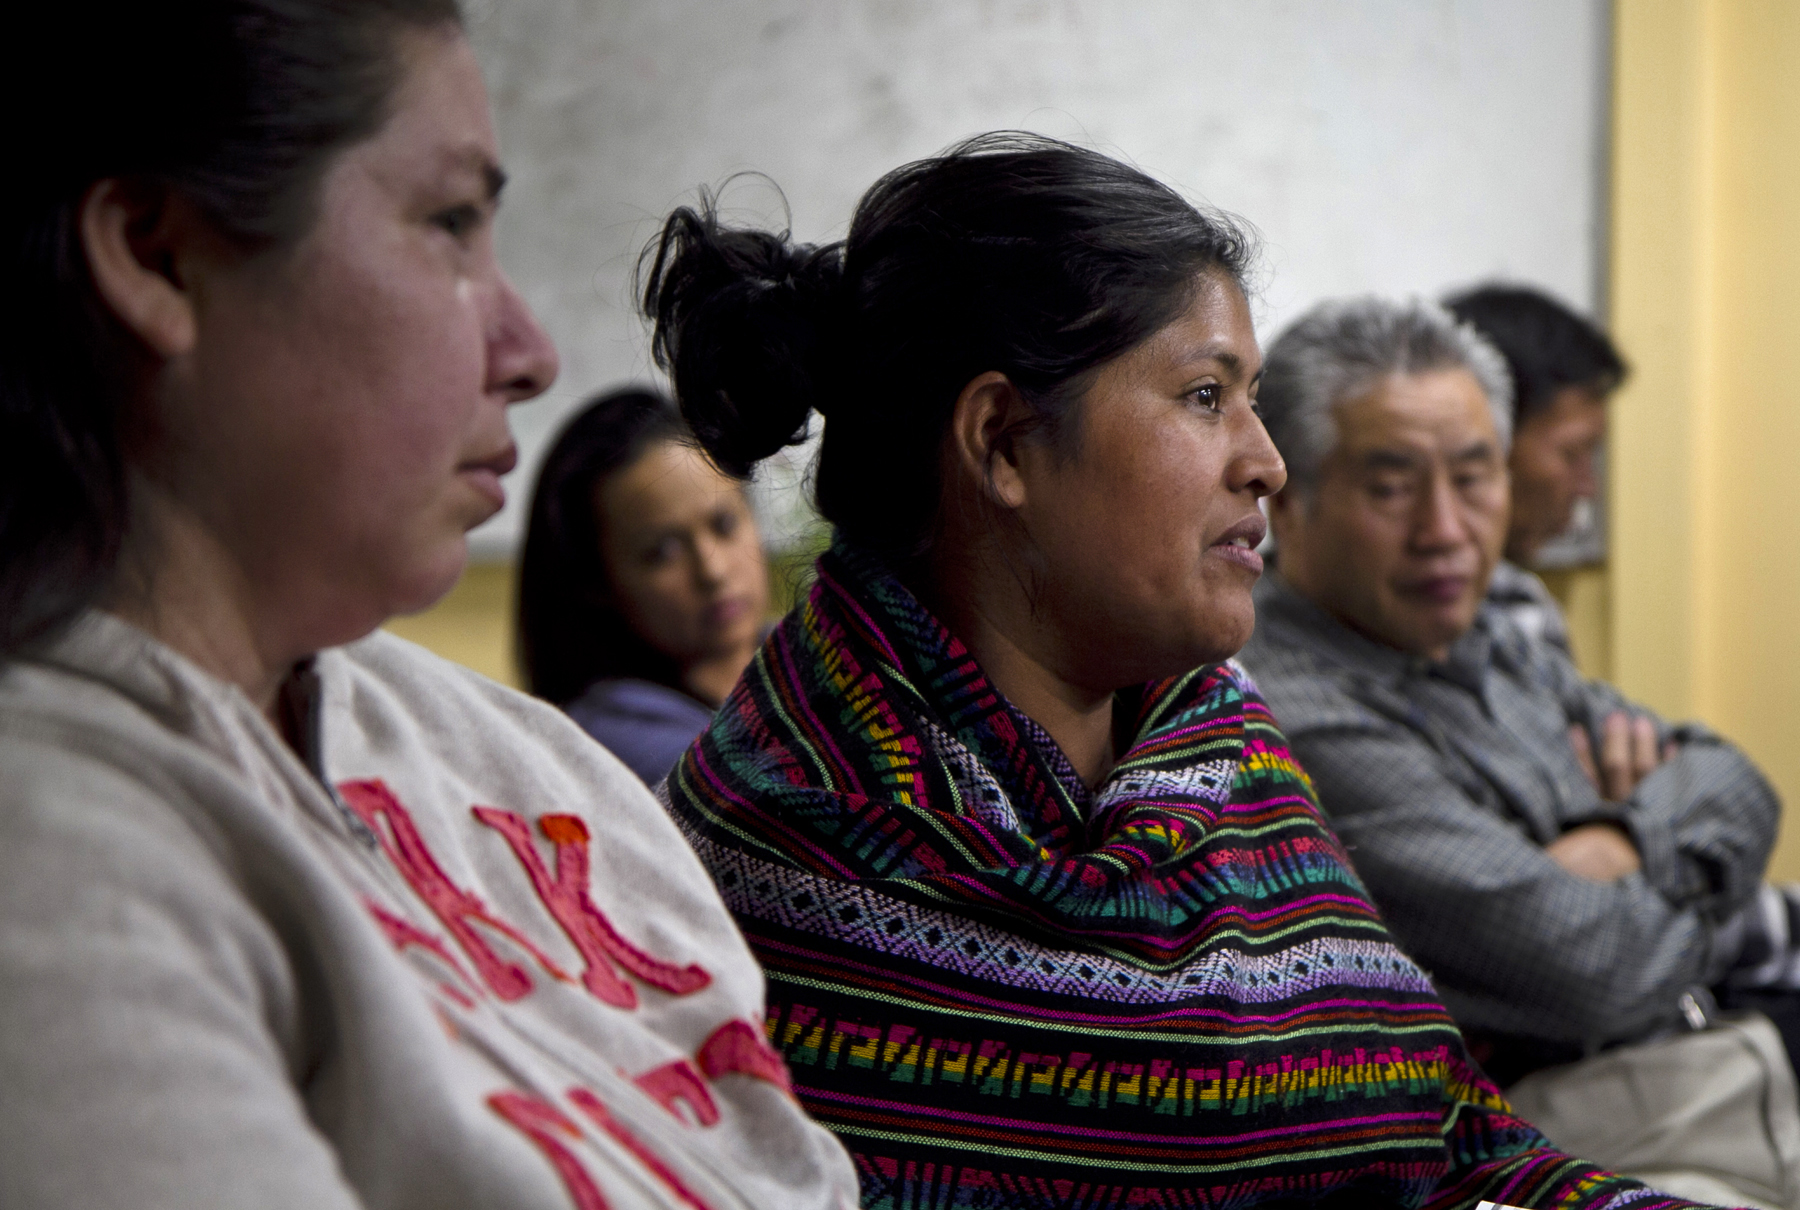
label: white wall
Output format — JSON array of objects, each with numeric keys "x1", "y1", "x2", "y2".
[{"x1": 466, "y1": 0, "x2": 1611, "y2": 557}]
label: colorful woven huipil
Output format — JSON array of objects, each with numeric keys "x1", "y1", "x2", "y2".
[{"x1": 661, "y1": 542, "x2": 1711, "y2": 1209}]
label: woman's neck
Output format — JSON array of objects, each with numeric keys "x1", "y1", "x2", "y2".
[
  {"x1": 918, "y1": 553, "x2": 1117, "y2": 790},
  {"x1": 682, "y1": 638, "x2": 759, "y2": 709},
  {"x1": 105, "y1": 488, "x2": 300, "y2": 731}
]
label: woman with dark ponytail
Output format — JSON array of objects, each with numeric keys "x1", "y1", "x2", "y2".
[
  {"x1": 649, "y1": 135, "x2": 1710, "y2": 1207},
  {"x1": 0, "y1": 4, "x2": 854, "y2": 1207}
]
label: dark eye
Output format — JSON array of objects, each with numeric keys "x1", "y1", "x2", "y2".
[
  {"x1": 1188, "y1": 383, "x2": 1224, "y2": 412},
  {"x1": 432, "y1": 204, "x2": 483, "y2": 241},
  {"x1": 711, "y1": 509, "x2": 740, "y2": 539}
]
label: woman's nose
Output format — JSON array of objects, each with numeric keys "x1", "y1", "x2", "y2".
[
  {"x1": 487, "y1": 273, "x2": 559, "y2": 405},
  {"x1": 1230, "y1": 410, "x2": 1288, "y2": 499},
  {"x1": 692, "y1": 535, "x2": 729, "y2": 588}
]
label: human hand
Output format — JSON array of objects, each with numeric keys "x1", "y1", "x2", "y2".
[
  {"x1": 1568, "y1": 711, "x2": 1670, "y2": 801},
  {"x1": 1544, "y1": 821, "x2": 1643, "y2": 883}
]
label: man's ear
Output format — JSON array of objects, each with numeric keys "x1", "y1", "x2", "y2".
[
  {"x1": 946, "y1": 370, "x2": 1035, "y2": 511},
  {"x1": 79, "y1": 179, "x2": 202, "y2": 360}
]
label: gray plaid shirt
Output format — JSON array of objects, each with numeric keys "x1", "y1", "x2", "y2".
[{"x1": 1239, "y1": 563, "x2": 1778, "y2": 1065}]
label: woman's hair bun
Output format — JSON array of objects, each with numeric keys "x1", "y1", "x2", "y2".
[{"x1": 639, "y1": 193, "x2": 844, "y2": 479}]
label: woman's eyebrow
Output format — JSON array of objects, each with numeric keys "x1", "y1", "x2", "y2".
[
  {"x1": 1175, "y1": 346, "x2": 1249, "y2": 374},
  {"x1": 1178, "y1": 348, "x2": 1264, "y2": 391},
  {"x1": 438, "y1": 146, "x2": 508, "y2": 201}
]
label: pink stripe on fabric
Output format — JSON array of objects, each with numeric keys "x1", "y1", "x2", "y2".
[
  {"x1": 801, "y1": 1084, "x2": 1438, "y2": 1146},
  {"x1": 773, "y1": 613, "x2": 868, "y2": 797},
  {"x1": 687, "y1": 743, "x2": 859, "y2": 879}
]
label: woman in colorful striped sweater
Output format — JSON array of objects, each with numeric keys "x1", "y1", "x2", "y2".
[{"x1": 641, "y1": 134, "x2": 1717, "y2": 1208}]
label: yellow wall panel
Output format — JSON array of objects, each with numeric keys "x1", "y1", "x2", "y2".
[
  {"x1": 1609, "y1": 0, "x2": 1713, "y2": 720},
  {"x1": 382, "y1": 562, "x2": 521, "y2": 690},
  {"x1": 1613, "y1": 0, "x2": 1800, "y2": 878},
  {"x1": 1540, "y1": 566, "x2": 1612, "y2": 684}
]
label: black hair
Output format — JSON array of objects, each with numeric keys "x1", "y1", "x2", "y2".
[
  {"x1": 0, "y1": 0, "x2": 463, "y2": 658},
  {"x1": 639, "y1": 132, "x2": 1255, "y2": 566},
  {"x1": 516, "y1": 388, "x2": 698, "y2": 705},
  {"x1": 1442, "y1": 284, "x2": 1627, "y2": 425}
]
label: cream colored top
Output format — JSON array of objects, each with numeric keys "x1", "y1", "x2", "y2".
[{"x1": 0, "y1": 613, "x2": 856, "y2": 1210}]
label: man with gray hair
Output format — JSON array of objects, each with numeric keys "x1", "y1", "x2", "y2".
[{"x1": 1238, "y1": 296, "x2": 1799, "y2": 1194}]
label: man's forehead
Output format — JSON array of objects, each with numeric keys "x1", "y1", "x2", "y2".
[{"x1": 1333, "y1": 369, "x2": 1498, "y2": 453}]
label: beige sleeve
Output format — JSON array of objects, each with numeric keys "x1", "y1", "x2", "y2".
[{"x1": 0, "y1": 732, "x2": 365, "y2": 1210}]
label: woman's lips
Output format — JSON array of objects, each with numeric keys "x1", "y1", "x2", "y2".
[
  {"x1": 705, "y1": 595, "x2": 753, "y2": 629},
  {"x1": 1208, "y1": 513, "x2": 1268, "y2": 574},
  {"x1": 461, "y1": 467, "x2": 507, "y2": 511},
  {"x1": 459, "y1": 443, "x2": 519, "y2": 511},
  {"x1": 1208, "y1": 541, "x2": 1264, "y2": 573}
]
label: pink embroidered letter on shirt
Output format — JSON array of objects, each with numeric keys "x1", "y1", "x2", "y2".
[
  {"x1": 339, "y1": 780, "x2": 570, "y2": 1001},
  {"x1": 696, "y1": 1019, "x2": 794, "y2": 1095},
  {"x1": 487, "y1": 1092, "x2": 611, "y2": 1210},
  {"x1": 362, "y1": 898, "x2": 478, "y2": 1009},
  {"x1": 473, "y1": 808, "x2": 712, "y2": 1009},
  {"x1": 633, "y1": 1059, "x2": 721, "y2": 1127},
  {"x1": 567, "y1": 1088, "x2": 715, "y2": 1210}
]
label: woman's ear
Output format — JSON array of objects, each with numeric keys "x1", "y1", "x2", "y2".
[
  {"x1": 79, "y1": 179, "x2": 202, "y2": 360},
  {"x1": 946, "y1": 370, "x2": 1035, "y2": 511}
]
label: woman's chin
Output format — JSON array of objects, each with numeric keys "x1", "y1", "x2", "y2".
[
  {"x1": 698, "y1": 614, "x2": 765, "y2": 655},
  {"x1": 1189, "y1": 602, "x2": 1256, "y2": 667},
  {"x1": 382, "y1": 541, "x2": 471, "y2": 622}
]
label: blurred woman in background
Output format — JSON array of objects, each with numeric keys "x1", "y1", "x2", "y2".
[
  {"x1": 0, "y1": 3, "x2": 852, "y2": 1206},
  {"x1": 645, "y1": 134, "x2": 1713, "y2": 1208},
  {"x1": 518, "y1": 388, "x2": 770, "y2": 784}
]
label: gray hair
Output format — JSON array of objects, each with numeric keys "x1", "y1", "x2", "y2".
[{"x1": 1259, "y1": 297, "x2": 1514, "y2": 498}]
